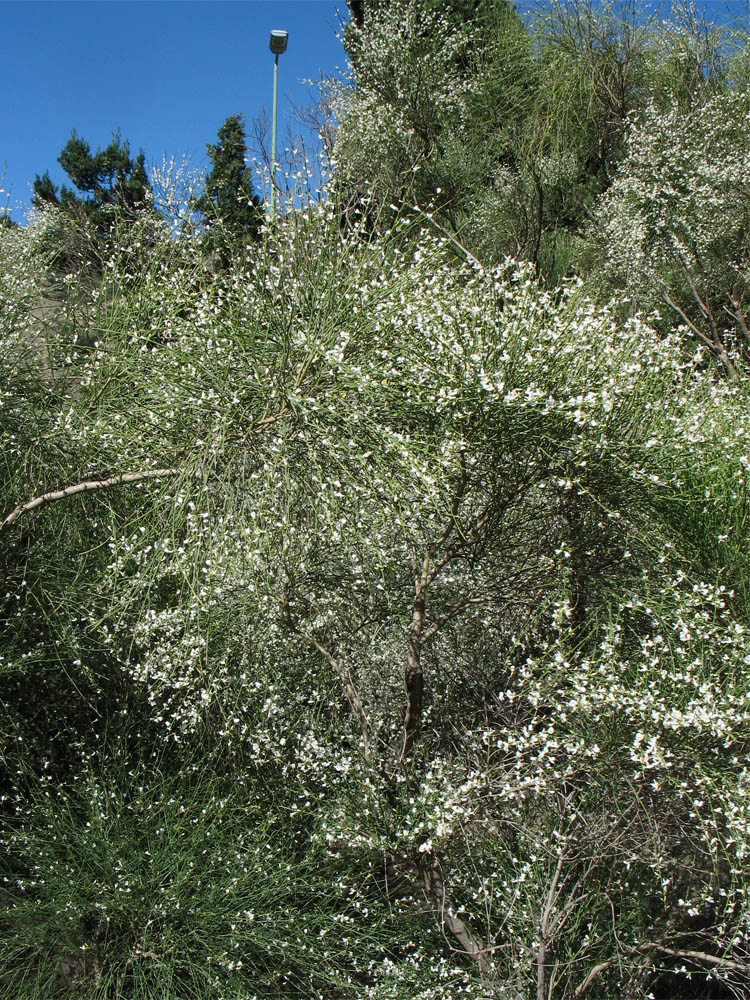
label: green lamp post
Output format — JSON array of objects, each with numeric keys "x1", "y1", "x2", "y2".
[{"x1": 269, "y1": 29, "x2": 288, "y2": 221}]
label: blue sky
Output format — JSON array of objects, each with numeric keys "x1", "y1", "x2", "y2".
[
  {"x1": 1, "y1": 0, "x2": 748, "y2": 223},
  {"x1": 0, "y1": 0, "x2": 348, "y2": 222}
]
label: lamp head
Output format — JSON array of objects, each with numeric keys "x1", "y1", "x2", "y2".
[{"x1": 269, "y1": 29, "x2": 288, "y2": 55}]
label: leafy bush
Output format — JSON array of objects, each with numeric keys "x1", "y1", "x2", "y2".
[
  {"x1": 581, "y1": 90, "x2": 750, "y2": 377},
  {"x1": 2, "y1": 166, "x2": 749, "y2": 997}
]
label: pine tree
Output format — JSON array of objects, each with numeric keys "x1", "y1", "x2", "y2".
[
  {"x1": 193, "y1": 115, "x2": 263, "y2": 265},
  {"x1": 31, "y1": 131, "x2": 152, "y2": 280},
  {"x1": 32, "y1": 131, "x2": 151, "y2": 228}
]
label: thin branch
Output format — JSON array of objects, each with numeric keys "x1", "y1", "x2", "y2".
[
  {"x1": 401, "y1": 584, "x2": 427, "y2": 761},
  {"x1": 541, "y1": 851, "x2": 566, "y2": 939},
  {"x1": 299, "y1": 632, "x2": 372, "y2": 764},
  {"x1": 429, "y1": 450, "x2": 469, "y2": 558},
  {"x1": 661, "y1": 290, "x2": 717, "y2": 352},
  {"x1": 661, "y1": 289, "x2": 738, "y2": 381},
  {"x1": 420, "y1": 594, "x2": 491, "y2": 646},
  {"x1": 2, "y1": 468, "x2": 181, "y2": 529},
  {"x1": 574, "y1": 940, "x2": 749, "y2": 996},
  {"x1": 411, "y1": 199, "x2": 486, "y2": 273},
  {"x1": 646, "y1": 942, "x2": 748, "y2": 973},
  {"x1": 421, "y1": 854, "x2": 492, "y2": 978},
  {"x1": 427, "y1": 504, "x2": 496, "y2": 585},
  {"x1": 725, "y1": 287, "x2": 750, "y2": 347},
  {"x1": 574, "y1": 955, "x2": 621, "y2": 996},
  {"x1": 680, "y1": 256, "x2": 719, "y2": 341},
  {"x1": 537, "y1": 849, "x2": 566, "y2": 1000}
]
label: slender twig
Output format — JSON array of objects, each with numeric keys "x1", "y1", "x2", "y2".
[
  {"x1": 537, "y1": 849, "x2": 566, "y2": 1000},
  {"x1": 420, "y1": 594, "x2": 492, "y2": 645},
  {"x1": 661, "y1": 290, "x2": 717, "y2": 352},
  {"x1": 426, "y1": 504, "x2": 497, "y2": 586},
  {"x1": 574, "y1": 955, "x2": 621, "y2": 996},
  {"x1": 429, "y1": 450, "x2": 469, "y2": 557},
  {"x1": 411, "y1": 200, "x2": 485, "y2": 272},
  {"x1": 725, "y1": 288, "x2": 750, "y2": 346},
  {"x1": 646, "y1": 943, "x2": 748, "y2": 973},
  {"x1": 421, "y1": 854, "x2": 492, "y2": 978}
]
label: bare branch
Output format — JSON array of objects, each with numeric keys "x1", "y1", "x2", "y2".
[
  {"x1": 299, "y1": 632, "x2": 372, "y2": 764},
  {"x1": 725, "y1": 287, "x2": 750, "y2": 347},
  {"x1": 421, "y1": 854, "x2": 493, "y2": 978},
  {"x1": 574, "y1": 955, "x2": 621, "y2": 996},
  {"x1": 2, "y1": 468, "x2": 181, "y2": 529},
  {"x1": 427, "y1": 504, "x2": 497, "y2": 585},
  {"x1": 537, "y1": 849, "x2": 567, "y2": 1000},
  {"x1": 661, "y1": 289, "x2": 738, "y2": 380},
  {"x1": 411, "y1": 200, "x2": 486, "y2": 273},
  {"x1": 574, "y1": 940, "x2": 749, "y2": 996},
  {"x1": 679, "y1": 254, "x2": 719, "y2": 342},
  {"x1": 401, "y1": 585, "x2": 427, "y2": 760},
  {"x1": 646, "y1": 942, "x2": 749, "y2": 974},
  {"x1": 429, "y1": 449, "x2": 469, "y2": 557},
  {"x1": 420, "y1": 593, "x2": 491, "y2": 646}
]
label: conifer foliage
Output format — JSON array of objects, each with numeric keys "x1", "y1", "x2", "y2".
[
  {"x1": 192, "y1": 114, "x2": 263, "y2": 264},
  {"x1": 31, "y1": 131, "x2": 152, "y2": 278},
  {"x1": 32, "y1": 131, "x2": 150, "y2": 227}
]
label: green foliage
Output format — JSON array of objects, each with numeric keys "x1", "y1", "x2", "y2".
[
  {"x1": 32, "y1": 132, "x2": 150, "y2": 226},
  {"x1": 31, "y1": 132, "x2": 152, "y2": 281},
  {"x1": 335, "y1": 0, "x2": 748, "y2": 286},
  {"x1": 580, "y1": 90, "x2": 750, "y2": 376},
  {"x1": 2, "y1": 185, "x2": 750, "y2": 995},
  {"x1": 2, "y1": 4, "x2": 750, "y2": 997},
  {"x1": 1, "y1": 739, "x2": 445, "y2": 1000},
  {"x1": 192, "y1": 115, "x2": 263, "y2": 265}
]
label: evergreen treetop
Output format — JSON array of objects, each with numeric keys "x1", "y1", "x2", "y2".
[
  {"x1": 32, "y1": 130, "x2": 151, "y2": 225},
  {"x1": 192, "y1": 114, "x2": 263, "y2": 265}
]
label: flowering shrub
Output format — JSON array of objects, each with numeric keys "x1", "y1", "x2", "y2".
[
  {"x1": 1, "y1": 187, "x2": 749, "y2": 997},
  {"x1": 585, "y1": 91, "x2": 750, "y2": 376}
]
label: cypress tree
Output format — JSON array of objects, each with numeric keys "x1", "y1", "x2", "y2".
[{"x1": 193, "y1": 115, "x2": 263, "y2": 265}]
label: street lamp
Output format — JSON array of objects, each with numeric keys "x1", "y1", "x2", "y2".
[{"x1": 269, "y1": 29, "x2": 288, "y2": 221}]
